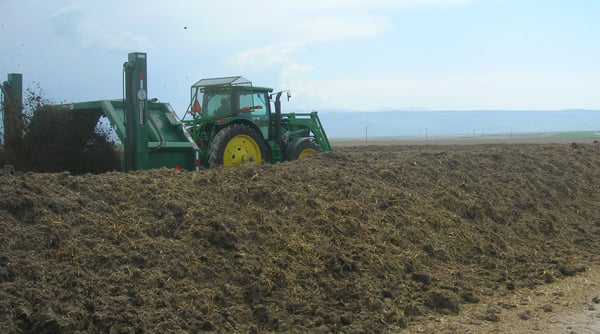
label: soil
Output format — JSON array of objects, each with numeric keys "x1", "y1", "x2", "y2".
[{"x1": 1, "y1": 143, "x2": 600, "y2": 333}]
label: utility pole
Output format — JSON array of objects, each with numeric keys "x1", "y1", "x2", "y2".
[{"x1": 365, "y1": 126, "x2": 368, "y2": 142}]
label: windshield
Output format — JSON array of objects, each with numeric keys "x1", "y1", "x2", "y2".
[{"x1": 239, "y1": 91, "x2": 268, "y2": 118}]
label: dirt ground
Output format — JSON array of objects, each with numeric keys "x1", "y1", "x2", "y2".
[
  {"x1": 1, "y1": 143, "x2": 600, "y2": 333},
  {"x1": 406, "y1": 262, "x2": 600, "y2": 333}
]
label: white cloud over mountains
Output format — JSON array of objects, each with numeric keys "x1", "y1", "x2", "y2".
[{"x1": 51, "y1": 5, "x2": 154, "y2": 52}]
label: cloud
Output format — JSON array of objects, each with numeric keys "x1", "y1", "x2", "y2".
[
  {"x1": 51, "y1": 5, "x2": 85, "y2": 42},
  {"x1": 51, "y1": 5, "x2": 154, "y2": 52},
  {"x1": 227, "y1": 0, "x2": 475, "y2": 82},
  {"x1": 231, "y1": 42, "x2": 305, "y2": 69},
  {"x1": 77, "y1": 25, "x2": 155, "y2": 52},
  {"x1": 282, "y1": 63, "x2": 314, "y2": 79},
  {"x1": 229, "y1": 12, "x2": 390, "y2": 83},
  {"x1": 290, "y1": 14, "x2": 391, "y2": 44}
]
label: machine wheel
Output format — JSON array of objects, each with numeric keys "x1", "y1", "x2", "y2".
[
  {"x1": 208, "y1": 124, "x2": 269, "y2": 167},
  {"x1": 285, "y1": 137, "x2": 321, "y2": 161}
]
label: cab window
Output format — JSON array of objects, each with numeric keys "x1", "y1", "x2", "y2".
[
  {"x1": 203, "y1": 92, "x2": 232, "y2": 119},
  {"x1": 239, "y1": 92, "x2": 268, "y2": 118}
]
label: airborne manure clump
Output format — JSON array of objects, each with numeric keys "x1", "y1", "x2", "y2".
[
  {"x1": 1, "y1": 144, "x2": 600, "y2": 333},
  {"x1": 1, "y1": 85, "x2": 121, "y2": 174},
  {"x1": 17, "y1": 106, "x2": 121, "y2": 174}
]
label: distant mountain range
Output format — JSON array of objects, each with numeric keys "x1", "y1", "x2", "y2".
[{"x1": 316, "y1": 109, "x2": 600, "y2": 139}]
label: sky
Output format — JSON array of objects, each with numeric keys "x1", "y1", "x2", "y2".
[{"x1": 1, "y1": 0, "x2": 600, "y2": 118}]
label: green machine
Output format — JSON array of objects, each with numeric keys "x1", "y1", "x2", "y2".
[
  {"x1": 4, "y1": 52, "x2": 331, "y2": 171},
  {"x1": 182, "y1": 75, "x2": 332, "y2": 168},
  {"x1": 58, "y1": 53, "x2": 201, "y2": 172}
]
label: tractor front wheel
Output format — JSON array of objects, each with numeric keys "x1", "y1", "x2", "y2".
[
  {"x1": 285, "y1": 138, "x2": 321, "y2": 161},
  {"x1": 208, "y1": 124, "x2": 269, "y2": 167}
]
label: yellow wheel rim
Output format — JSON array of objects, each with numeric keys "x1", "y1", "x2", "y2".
[
  {"x1": 298, "y1": 148, "x2": 317, "y2": 159},
  {"x1": 223, "y1": 134, "x2": 262, "y2": 166}
]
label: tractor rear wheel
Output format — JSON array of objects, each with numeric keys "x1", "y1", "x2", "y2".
[
  {"x1": 285, "y1": 138, "x2": 321, "y2": 161},
  {"x1": 208, "y1": 124, "x2": 269, "y2": 167}
]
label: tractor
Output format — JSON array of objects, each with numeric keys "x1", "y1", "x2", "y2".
[{"x1": 183, "y1": 76, "x2": 331, "y2": 168}]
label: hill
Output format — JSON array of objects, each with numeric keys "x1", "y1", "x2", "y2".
[
  {"x1": 318, "y1": 109, "x2": 600, "y2": 138},
  {"x1": 1, "y1": 143, "x2": 600, "y2": 333}
]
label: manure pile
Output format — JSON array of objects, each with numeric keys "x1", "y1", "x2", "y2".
[{"x1": 1, "y1": 143, "x2": 600, "y2": 333}]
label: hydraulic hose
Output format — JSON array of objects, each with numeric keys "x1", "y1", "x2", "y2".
[{"x1": 147, "y1": 114, "x2": 164, "y2": 152}]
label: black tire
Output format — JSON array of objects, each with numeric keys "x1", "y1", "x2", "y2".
[
  {"x1": 285, "y1": 137, "x2": 321, "y2": 161},
  {"x1": 208, "y1": 124, "x2": 269, "y2": 168}
]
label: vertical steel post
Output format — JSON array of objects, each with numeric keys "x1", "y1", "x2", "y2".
[
  {"x1": 2, "y1": 73, "x2": 24, "y2": 152},
  {"x1": 123, "y1": 52, "x2": 149, "y2": 171}
]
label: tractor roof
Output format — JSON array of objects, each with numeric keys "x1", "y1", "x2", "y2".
[
  {"x1": 192, "y1": 76, "x2": 250, "y2": 88},
  {"x1": 192, "y1": 76, "x2": 273, "y2": 92}
]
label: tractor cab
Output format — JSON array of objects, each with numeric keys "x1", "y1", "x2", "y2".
[
  {"x1": 189, "y1": 77, "x2": 270, "y2": 118},
  {"x1": 187, "y1": 76, "x2": 273, "y2": 139}
]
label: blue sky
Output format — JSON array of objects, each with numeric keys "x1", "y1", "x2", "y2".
[{"x1": 1, "y1": 0, "x2": 599, "y2": 114}]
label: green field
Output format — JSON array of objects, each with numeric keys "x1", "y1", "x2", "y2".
[
  {"x1": 335, "y1": 130, "x2": 600, "y2": 141},
  {"x1": 544, "y1": 131, "x2": 600, "y2": 138}
]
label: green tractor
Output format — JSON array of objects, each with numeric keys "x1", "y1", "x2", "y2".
[{"x1": 183, "y1": 76, "x2": 331, "y2": 168}]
